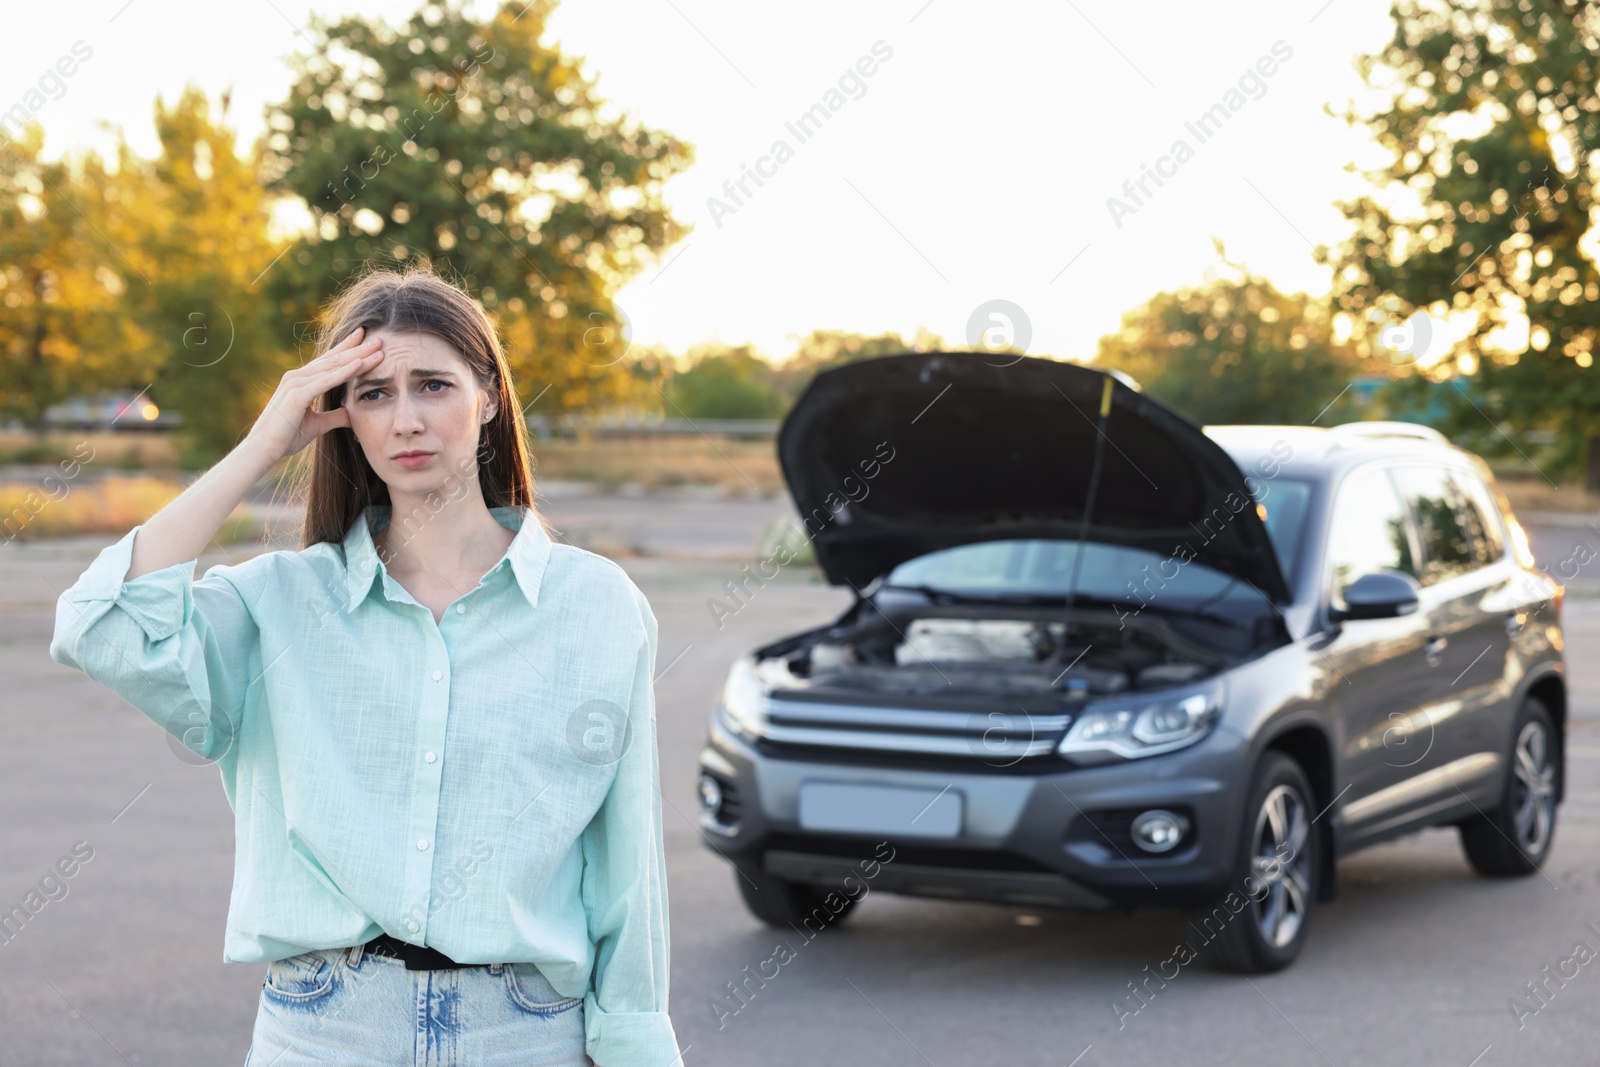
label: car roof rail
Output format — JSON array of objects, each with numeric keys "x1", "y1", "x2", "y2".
[{"x1": 1328, "y1": 421, "x2": 1449, "y2": 444}]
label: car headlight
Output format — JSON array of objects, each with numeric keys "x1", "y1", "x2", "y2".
[
  {"x1": 718, "y1": 656, "x2": 770, "y2": 738},
  {"x1": 1057, "y1": 678, "x2": 1224, "y2": 764}
]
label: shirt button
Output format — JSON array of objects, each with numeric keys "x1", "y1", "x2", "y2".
[
  {"x1": 417, "y1": 838, "x2": 429, "y2": 851},
  {"x1": 425, "y1": 751, "x2": 437, "y2": 763},
  {"x1": 407, "y1": 920, "x2": 420, "y2": 932},
  {"x1": 455, "y1": 604, "x2": 465, "y2": 614},
  {"x1": 432, "y1": 670, "x2": 443, "y2": 682}
]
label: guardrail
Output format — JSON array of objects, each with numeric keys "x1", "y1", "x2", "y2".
[
  {"x1": 527, "y1": 416, "x2": 779, "y2": 439},
  {"x1": 9, "y1": 411, "x2": 778, "y2": 439}
]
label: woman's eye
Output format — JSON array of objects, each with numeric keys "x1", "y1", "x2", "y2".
[{"x1": 355, "y1": 382, "x2": 446, "y2": 401}]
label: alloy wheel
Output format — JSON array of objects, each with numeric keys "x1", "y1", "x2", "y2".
[
  {"x1": 1248, "y1": 784, "x2": 1313, "y2": 950},
  {"x1": 1511, "y1": 719, "x2": 1556, "y2": 854}
]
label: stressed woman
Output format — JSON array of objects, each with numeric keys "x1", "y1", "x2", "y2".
[{"x1": 48, "y1": 267, "x2": 681, "y2": 1067}]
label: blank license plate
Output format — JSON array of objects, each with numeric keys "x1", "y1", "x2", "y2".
[{"x1": 797, "y1": 781, "x2": 962, "y2": 838}]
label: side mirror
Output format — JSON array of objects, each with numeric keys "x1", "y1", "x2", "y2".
[{"x1": 1333, "y1": 571, "x2": 1421, "y2": 621}]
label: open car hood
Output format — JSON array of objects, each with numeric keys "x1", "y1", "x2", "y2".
[{"x1": 776, "y1": 351, "x2": 1292, "y2": 603}]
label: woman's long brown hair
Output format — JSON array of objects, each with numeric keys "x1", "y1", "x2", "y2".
[{"x1": 285, "y1": 263, "x2": 548, "y2": 554}]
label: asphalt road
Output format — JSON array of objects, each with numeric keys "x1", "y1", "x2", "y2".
[{"x1": 3, "y1": 491, "x2": 1600, "y2": 1067}]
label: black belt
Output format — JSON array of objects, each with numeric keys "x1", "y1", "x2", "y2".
[{"x1": 363, "y1": 933, "x2": 470, "y2": 970}]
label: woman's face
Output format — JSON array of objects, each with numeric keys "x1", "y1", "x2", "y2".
[{"x1": 343, "y1": 328, "x2": 498, "y2": 493}]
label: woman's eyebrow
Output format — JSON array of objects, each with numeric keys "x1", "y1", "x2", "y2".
[{"x1": 353, "y1": 367, "x2": 460, "y2": 388}]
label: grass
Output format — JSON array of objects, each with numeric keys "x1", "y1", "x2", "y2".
[
  {"x1": 0, "y1": 475, "x2": 263, "y2": 544},
  {"x1": 528, "y1": 434, "x2": 783, "y2": 495},
  {"x1": 1496, "y1": 474, "x2": 1600, "y2": 516},
  {"x1": 0, "y1": 429, "x2": 782, "y2": 540},
  {"x1": 0, "y1": 430, "x2": 179, "y2": 471},
  {"x1": 0, "y1": 430, "x2": 785, "y2": 494}
]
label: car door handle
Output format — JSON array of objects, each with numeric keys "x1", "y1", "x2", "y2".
[{"x1": 1424, "y1": 636, "x2": 1448, "y2": 667}]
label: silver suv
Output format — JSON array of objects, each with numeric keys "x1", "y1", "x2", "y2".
[{"x1": 695, "y1": 352, "x2": 1565, "y2": 973}]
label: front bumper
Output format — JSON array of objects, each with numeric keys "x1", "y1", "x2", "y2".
[{"x1": 697, "y1": 710, "x2": 1247, "y2": 910}]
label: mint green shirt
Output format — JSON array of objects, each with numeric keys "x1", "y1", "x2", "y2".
[{"x1": 48, "y1": 503, "x2": 680, "y2": 1067}]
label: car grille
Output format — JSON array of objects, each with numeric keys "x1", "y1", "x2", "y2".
[
  {"x1": 760, "y1": 693, "x2": 1072, "y2": 759},
  {"x1": 763, "y1": 832, "x2": 1059, "y2": 873}
]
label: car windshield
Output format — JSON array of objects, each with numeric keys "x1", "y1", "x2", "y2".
[
  {"x1": 883, "y1": 478, "x2": 1315, "y2": 615},
  {"x1": 1256, "y1": 476, "x2": 1314, "y2": 580}
]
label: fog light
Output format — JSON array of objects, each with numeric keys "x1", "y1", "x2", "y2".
[
  {"x1": 697, "y1": 774, "x2": 723, "y2": 814},
  {"x1": 1130, "y1": 809, "x2": 1189, "y2": 853}
]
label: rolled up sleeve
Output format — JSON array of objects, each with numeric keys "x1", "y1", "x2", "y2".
[
  {"x1": 48, "y1": 523, "x2": 259, "y2": 763},
  {"x1": 579, "y1": 585, "x2": 682, "y2": 1067}
]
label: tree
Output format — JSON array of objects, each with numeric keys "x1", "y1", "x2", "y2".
[
  {"x1": 647, "y1": 329, "x2": 947, "y2": 420},
  {"x1": 770, "y1": 328, "x2": 936, "y2": 406},
  {"x1": 134, "y1": 87, "x2": 287, "y2": 464},
  {"x1": 1317, "y1": 0, "x2": 1600, "y2": 486},
  {"x1": 258, "y1": 0, "x2": 692, "y2": 418},
  {"x1": 1091, "y1": 254, "x2": 1361, "y2": 425},
  {"x1": 0, "y1": 125, "x2": 155, "y2": 428},
  {"x1": 0, "y1": 88, "x2": 313, "y2": 464},
  {"x1": 662, "y1": 344, "x2": 782, "y2": 419}
]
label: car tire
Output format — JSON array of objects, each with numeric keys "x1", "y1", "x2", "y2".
[
  {"x1": 1459, "y1": 695, "x2": 1559, "y2": 877},
  {"x1": 734, "y1": 865, "x2": 861, "y2": 930},
  {"x1": 1187, "y1": 751, "x2": 1319, "y2": 975}
]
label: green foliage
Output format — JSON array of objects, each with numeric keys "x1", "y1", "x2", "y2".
[
  {"x1": 771, "y1": 327, "x2": 939, "y2": 408},
  {"x1": 258, "y1": 0, "x2": 693, "y2": 417},
  {"x1": 662, "y1": 345, "x2": 781, "y2": 419},
  {"x1": 1317, "y1": 0, "x2": 1600, "y2": 483},
  {"x1": 0, "y1": 0, "x2": 695, "y2": 465},
  {"x1": 0, "y1": 91, "x2": 280, "y2": 461},
  {"x1": 656, "y1": 328, "x2": 942, "y2": 420},
  {"x1": 137, "y1": 88, "x2": 287, "y2": 464},
  {"x1": 0, "y1": 126, "x2": 156, "y2": 427},
  {"x1": 1091, "y1": 253, "x2": 1361, "y2": 425}
]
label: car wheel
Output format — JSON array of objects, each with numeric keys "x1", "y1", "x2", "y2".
[
  {"x1": 1459, "y1": 696, "x2": 1559, "y2": 876},
  {"x1": 1188, "y1": 751, "x2": 1319, "y2": 974},
  {"x1": 734, "y1": 865, "x2": 861, "y2": 930}
]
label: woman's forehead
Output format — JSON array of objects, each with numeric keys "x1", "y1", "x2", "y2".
[{"x1": 365, "y1": 329, "x2": 464, "y2": 361}]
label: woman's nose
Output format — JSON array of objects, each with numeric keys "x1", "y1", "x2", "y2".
[{"x1": 390, "y1": 390, "x2": 427, "y2": 431}]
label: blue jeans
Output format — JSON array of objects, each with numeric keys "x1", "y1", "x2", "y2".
[{"x1": 243, "y1": 945, "x2": 593, "y2": 1066}]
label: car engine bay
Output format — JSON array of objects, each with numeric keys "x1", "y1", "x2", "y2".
[{"x1": 752, "y1": 603, "x2": 1279, "y2": 702}]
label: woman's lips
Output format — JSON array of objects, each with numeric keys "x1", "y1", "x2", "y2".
[{"x1": 393, "y1": 452, "x2": 435, "y2": 468}]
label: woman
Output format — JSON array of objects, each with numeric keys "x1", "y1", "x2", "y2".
[{"x1": 48, "y1": 267, "x2": 681, "y2": 1067}]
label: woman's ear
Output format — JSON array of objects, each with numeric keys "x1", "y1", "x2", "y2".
[{"x1": 482, "y1": 372, "x2": 501, "y2": 423}]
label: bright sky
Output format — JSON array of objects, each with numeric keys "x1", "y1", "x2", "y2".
[{"x1": 5, "y1": 0, "x2": 1399, "y2": 364}]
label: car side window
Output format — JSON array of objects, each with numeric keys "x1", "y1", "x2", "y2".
[
  {"x1": 1392, "y1": 465, "x2": 1477, "y2": 585},
  {"x1": 1327, "y1": 466, "x2": 1417, "y2": 610},
  {"x1": 1452, "y1": 467, "x2": 1505, "y2": 565}
]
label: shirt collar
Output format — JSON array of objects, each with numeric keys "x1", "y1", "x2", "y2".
[{"x1": 341, "y1": 503, "x2": 552, "y2": 614}]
